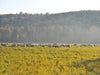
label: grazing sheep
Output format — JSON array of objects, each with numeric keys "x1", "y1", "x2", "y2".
[
  {"x1": 30, "y1": 43, "x2": 38, "y2": 47},
  {"x1": 65, "y1": 44, "x2": 71, "y2": 47},
  {"x1": 48, "y1": 44, "x2": 53, "y2": 47},
  {"x1": 26, "y1": 43, "x2": 31, "y2": 47},
  {"x1": 1, "y1": 43, "x2": 8, "y2": 46},
  {"x1": 60, "y1": 44, "x2": 65, "y2": 47},
  {"x1": 12, "y1": 43, "x2": 17, "y2": 47},
  {"x1": 74, "y1": 44, "x2": 77, "y2": 46},
  {"x1": 52, "y1": 43, "x2": 61, "y2": 47},
  {"x1": 88, "y1": 44, "x2": 94, "y2": 47},
  {"x1": 40, "y1": 44, "x2": 45, "y2": 47},
  {"x1": 80, "y1": 44, "x2": 88, "y2": 47}
]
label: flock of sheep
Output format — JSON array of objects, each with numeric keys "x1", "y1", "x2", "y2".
[{"x1": 0, "y1": 42, "x2": 98, "y2": 47}]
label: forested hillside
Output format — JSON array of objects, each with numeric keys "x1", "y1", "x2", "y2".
[{"x1": 0, "y1": 10, "x2": 100, "y2": 43}]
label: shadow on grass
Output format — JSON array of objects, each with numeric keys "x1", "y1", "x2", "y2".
[{"x1": 82, "y1": 58, "x2": 100, "y2": 75}]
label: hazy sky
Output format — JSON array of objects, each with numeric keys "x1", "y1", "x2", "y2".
[{"x1": 0, "y1": 0, "x2": 100, "y2": 14}]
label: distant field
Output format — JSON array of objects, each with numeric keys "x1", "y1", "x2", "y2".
[{"x1": 0, "y1": 46, "x2": 100, "y2": 75}]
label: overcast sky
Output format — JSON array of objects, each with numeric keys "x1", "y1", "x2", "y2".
[{"x1": 0, "y1": 0, "x2": 100, "y2": 14}]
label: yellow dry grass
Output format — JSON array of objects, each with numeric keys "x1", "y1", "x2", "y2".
[{"x1": 0, "y1": 46, "x2": 100, "y2": 75}]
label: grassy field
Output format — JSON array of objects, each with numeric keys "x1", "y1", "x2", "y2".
[{"x1": 0, "y1": 46, "x2": 100, "y2": 75}]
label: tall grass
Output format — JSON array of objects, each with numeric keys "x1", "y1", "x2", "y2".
[{"x1": 0, "y1": 46, "x2": 100, "y2": 75}]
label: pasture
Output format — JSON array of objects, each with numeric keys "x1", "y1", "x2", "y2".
[{"x1": 0, "y1": 46, "x2": 100, "y2": 75}]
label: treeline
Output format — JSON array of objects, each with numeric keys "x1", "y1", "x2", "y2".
[{"x1": 0, "y1": 10, "x2": 100, "y2": 43}]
